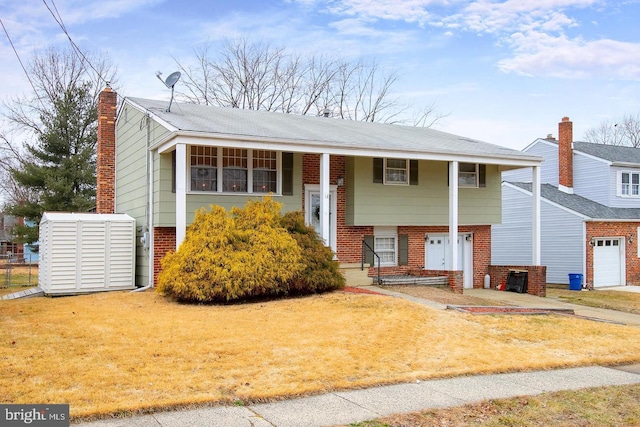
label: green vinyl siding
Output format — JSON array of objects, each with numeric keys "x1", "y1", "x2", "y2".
[
  {"x1": 115, "y1": 105, "x2": 170, "y2": 286},
  {"x1": 346, "y1": 157, "x2": 501, "y2": 226},
  {"x1": 155, "y1": 152, "x2": 303, "y2": 226}
]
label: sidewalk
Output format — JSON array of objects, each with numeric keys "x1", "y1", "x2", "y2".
[{"x1": 74, "y1": 365, "x2": 640, "y2": 427}]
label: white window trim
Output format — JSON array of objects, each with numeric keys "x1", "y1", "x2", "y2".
[
  {"x1": 459, "y1": 163, "x2": 479, "y2": 188},
  {"x1": 383, "y1": 158, "x2": 409, "y2": 186},
  {"x1": 188, "y1": 147, "x2": 281, "y2": 195},
  {"x1": 374, "y1": 226, "x2": 398, "y2": 267},
  {"x1": 618, "y1": 170, "x2": 640, "y2": 198}
]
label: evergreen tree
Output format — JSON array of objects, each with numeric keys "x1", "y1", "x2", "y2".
[
  {"x1": 1, "y1": 47, "x2": 116, "y2": 246},
  {"x1": 6, "y1": 82, "x2": 98, "y2": 244}
]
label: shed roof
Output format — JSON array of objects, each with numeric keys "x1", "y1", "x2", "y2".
[
  {"x1": 509, "y1": 182, "x2": 640, "y2": 220},
  {"x1": 125, "y1": 97, "x2": 541, "y2": 165},
  {"x1": 40, "y1": 212, "x2": 135, "y2": 223}
]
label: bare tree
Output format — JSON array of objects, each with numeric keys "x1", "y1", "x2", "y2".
[
  {"x1": 174, "y1": 38, "x2": 443, "y2": 126},
  {"x1": 583, "y1": 114, "x2": 640, "y2": 147},
  {"x1": 0, "y1": 46, "x2": 118, "y2": 239}
]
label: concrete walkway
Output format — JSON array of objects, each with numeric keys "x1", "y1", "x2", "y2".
[
  {"x1": 71, "y1": 287, "x2": 640, "y2": 427},
  {"x1": 74, "y1": 365, "x2": 640, "y2": 427},
  {"x1": 462, "y1": 288, "x2": 640, "y2": 326}
]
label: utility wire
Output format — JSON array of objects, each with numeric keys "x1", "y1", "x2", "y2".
[
  {"x1": 0, "y1": 17, "x2": 48, "y2": 111},
  {"x1": 42, "y1": 0, "x2": 110, "y2": 87}
]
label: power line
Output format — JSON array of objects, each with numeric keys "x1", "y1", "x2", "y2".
[
  {"x1": 42, "y1": 0, "x2": 110, "y2": 87},
  {"x1": 0, "y1": 18, "x2": 47, "y2": 111}
]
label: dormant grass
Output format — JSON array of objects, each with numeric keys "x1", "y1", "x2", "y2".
[
  {"x1": 2, "y1": 290, "x2": 640, "y2": 420},
  {"x1": 548, "y1": 288, "x2": 640, "y2": 315}
]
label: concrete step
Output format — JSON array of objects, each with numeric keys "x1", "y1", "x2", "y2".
[
  {"x1": 380, "y1": 275, "x2": 448, "y2": 286},
  {"x1": 338, "y1": 263, "x2": 373, "y2": 286}
]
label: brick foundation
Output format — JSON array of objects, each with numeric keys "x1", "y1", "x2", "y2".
[
  {"x1": 487, "y1": 265, "x2": 547, "y2": 297},
  {"x1": 153, "y1": 227, "x2": 176, "y2": 285}
]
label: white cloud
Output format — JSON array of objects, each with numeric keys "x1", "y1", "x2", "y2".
[{"x1": 498, "y1": 32, "x2": 640, "y2": 80}]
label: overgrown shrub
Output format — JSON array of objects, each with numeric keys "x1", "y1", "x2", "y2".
[
  {"x1": 157, "y1": 198, "x2": 303, "y2": 302},
  {"x1": 281, "y1": 211, "x2": 345, "y2": 294},
  {"x1": 157, "y1": 197, "x2": 344, "y2": 303}
]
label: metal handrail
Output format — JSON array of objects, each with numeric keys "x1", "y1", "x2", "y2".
[{"x1": 361, "y1": 239, "x2": 381, "y2": 285}]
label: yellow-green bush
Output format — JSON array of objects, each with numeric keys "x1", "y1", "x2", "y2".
[
  {"x1": 157, "y1": 198, "x2": 304, "y2": 302},
  {"x1": 281, "y1": 211, "x2": 345, "y2": 293}
]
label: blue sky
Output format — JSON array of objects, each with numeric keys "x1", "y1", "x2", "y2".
[{"x1": 1, "y1": 0, "x2": 640, "y2": 150}]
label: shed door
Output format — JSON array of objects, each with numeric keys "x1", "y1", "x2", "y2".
[{"x1": 593, "y1": 238, "x2": 623, "y2": 288}]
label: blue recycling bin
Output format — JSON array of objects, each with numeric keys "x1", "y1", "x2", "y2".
[{"x1": 568, "y1": 273, "x2": 583, "y2": 291}]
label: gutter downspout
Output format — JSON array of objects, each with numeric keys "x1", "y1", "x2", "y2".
[{"x1": 132, "y1": 113, "x2": 154, "y2": 292}]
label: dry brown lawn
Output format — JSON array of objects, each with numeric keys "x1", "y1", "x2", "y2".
[
  {"x1": 2, "y1": 289, "x2": 640, "y2": 420},
  {"x1": 547, "y1": 288, "x2": 640, "y2": 315}
]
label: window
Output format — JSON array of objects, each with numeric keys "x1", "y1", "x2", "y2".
[
  {"x1": 374, "y1": 227, "x2": 398, "y2": 266},
  {"x1": 190, "y1": 146, "x2": 217, "y2": 191},
  {"x1": 253, "y1": 150, "x2": 277, "y2": 193},
  {"x1": 188, "y1": 147, "x2": 282, "y2": 194},
  {"x1": 621, "y1": 172, "x2": 640, "y2": 196},
  {"x1": 223, "y1": 148, "x2": 248, "y2": 192},
  {"x1": 385, "y1": 159, "x2": 408, "y2": 184},
  {"x1": 459, "y1": 163, "x2": 478, "y2": 187}
]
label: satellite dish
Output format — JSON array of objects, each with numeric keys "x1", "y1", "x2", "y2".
[
  {"x1": 164, "y1": 71, "x2": 181, "y2": 88},
  {"x1": 155, "y1": 70, "x2": 181, "y2": 112}
]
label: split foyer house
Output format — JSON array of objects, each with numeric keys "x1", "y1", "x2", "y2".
[
  {"x1": 493, "y1": 117, "x2": 640, "y2": 288},
  {"x1": 97, "y1": 86, "x2": 545, "y2": 293}
]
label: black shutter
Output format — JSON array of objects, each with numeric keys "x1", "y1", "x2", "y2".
[
  {"x1": 447, "y1": 162, "x2": 449, "y2": 187},
  {"x1": 282, "y1": 152, "x2": 294, "y2": 195},
  {"x1": 479, "y1": 164, "x2": 486, "y2": 187},
  {"x1": 409, "y1": 160, "x2": 418, "y2": 185},
  {"x1": 398, "y1": 234, "x2": 409, "y2": 265},
  {"x1": 364, "y1": 235, "x2": 375, "y2": 265},
  {"x1": 373, "y1": 158, "x2": 383, "y2": 183}
]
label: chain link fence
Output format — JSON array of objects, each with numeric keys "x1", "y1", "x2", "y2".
[{"x1": 0, "y1": 254, "x2": 38, "y2": 289}]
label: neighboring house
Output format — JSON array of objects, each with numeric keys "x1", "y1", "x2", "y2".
[
  {"x1": 96, "y1": 86, "x2": 544, "y2": 293},
  {"x1": 0, "y1": 213, "x2": 23, "y2": 260},
  {"x1": 493, "y1": 117, "x2": 640, "y2": 288}
]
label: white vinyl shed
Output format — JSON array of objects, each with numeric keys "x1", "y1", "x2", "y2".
[{"x1": 39, "y1": 212, "x2": 136, "y2": 295}]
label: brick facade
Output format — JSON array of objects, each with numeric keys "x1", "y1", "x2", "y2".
[
  {"x1": 558, "y1": 117, "x2": 573, "y2": 190},
  {"x1": 301, "y1": 154, "x2": 494, "y2": 292},
  {"x1": 153, "y1": 227, "x2": 176, "y2": 285},
  {"x1": 487, "y1": 265, "x2": 547, "y2": 297},
  {"x1": 97, "y1": 87, "x2": 117, "y2": 214},
  {"x1": 585, "y1": 221, "x2": 640, "y2": 288}
]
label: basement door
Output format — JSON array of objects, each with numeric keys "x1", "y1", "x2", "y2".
[
  {"x1": 425, "y1": 234, "x2": 473, "y2": 288},
  {"x1": 593, "y1": 238, "x2": 624, "y2": 288},
  {"x1": 305, "y1": 185, "x2": 337, "y2": 253}
]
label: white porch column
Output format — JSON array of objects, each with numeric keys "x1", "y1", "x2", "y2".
[
  {"x1": 175, "y1": 143, "x2": 187, "y2": 249},
  {"x1": 319, "y1": 153, "x2": 331, "y2": 246},
  {"x1": 449, "y1": 161, "x2": 459, "y2": 271},
  {"x1": 532, "y1": 165, "x2": 541, "y2": 265}
]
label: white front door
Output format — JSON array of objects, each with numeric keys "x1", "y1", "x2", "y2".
[
  {"x1": 305, "y1": 185, "x2": 337, "y2": 252},
  {"x1": 425, "y1": 234, "x2": 473, "y2": 288},
  {"x1": 593, "y1": 238, "x2": 624, "y2": 288}
]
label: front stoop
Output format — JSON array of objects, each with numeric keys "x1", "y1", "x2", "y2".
[{"x1": 339, "y1": 263, "x2": 373, "y2": 286}]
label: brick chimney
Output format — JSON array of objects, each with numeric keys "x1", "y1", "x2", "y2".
[
  {"x1": 96, "y1": 86, "x2": 117, "y2": 214},
  {"x1": 558, "y1": 116, "x2": 573, "y2": 193}
]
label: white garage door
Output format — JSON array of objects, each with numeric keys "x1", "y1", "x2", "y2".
[{"x1": 593, "y1": 238, "x2": 623, "y2": 288}]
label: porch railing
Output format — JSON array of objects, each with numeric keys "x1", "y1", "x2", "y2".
[{"x1": 361, "y1": 240, "x2": 381, "y2": 285}]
